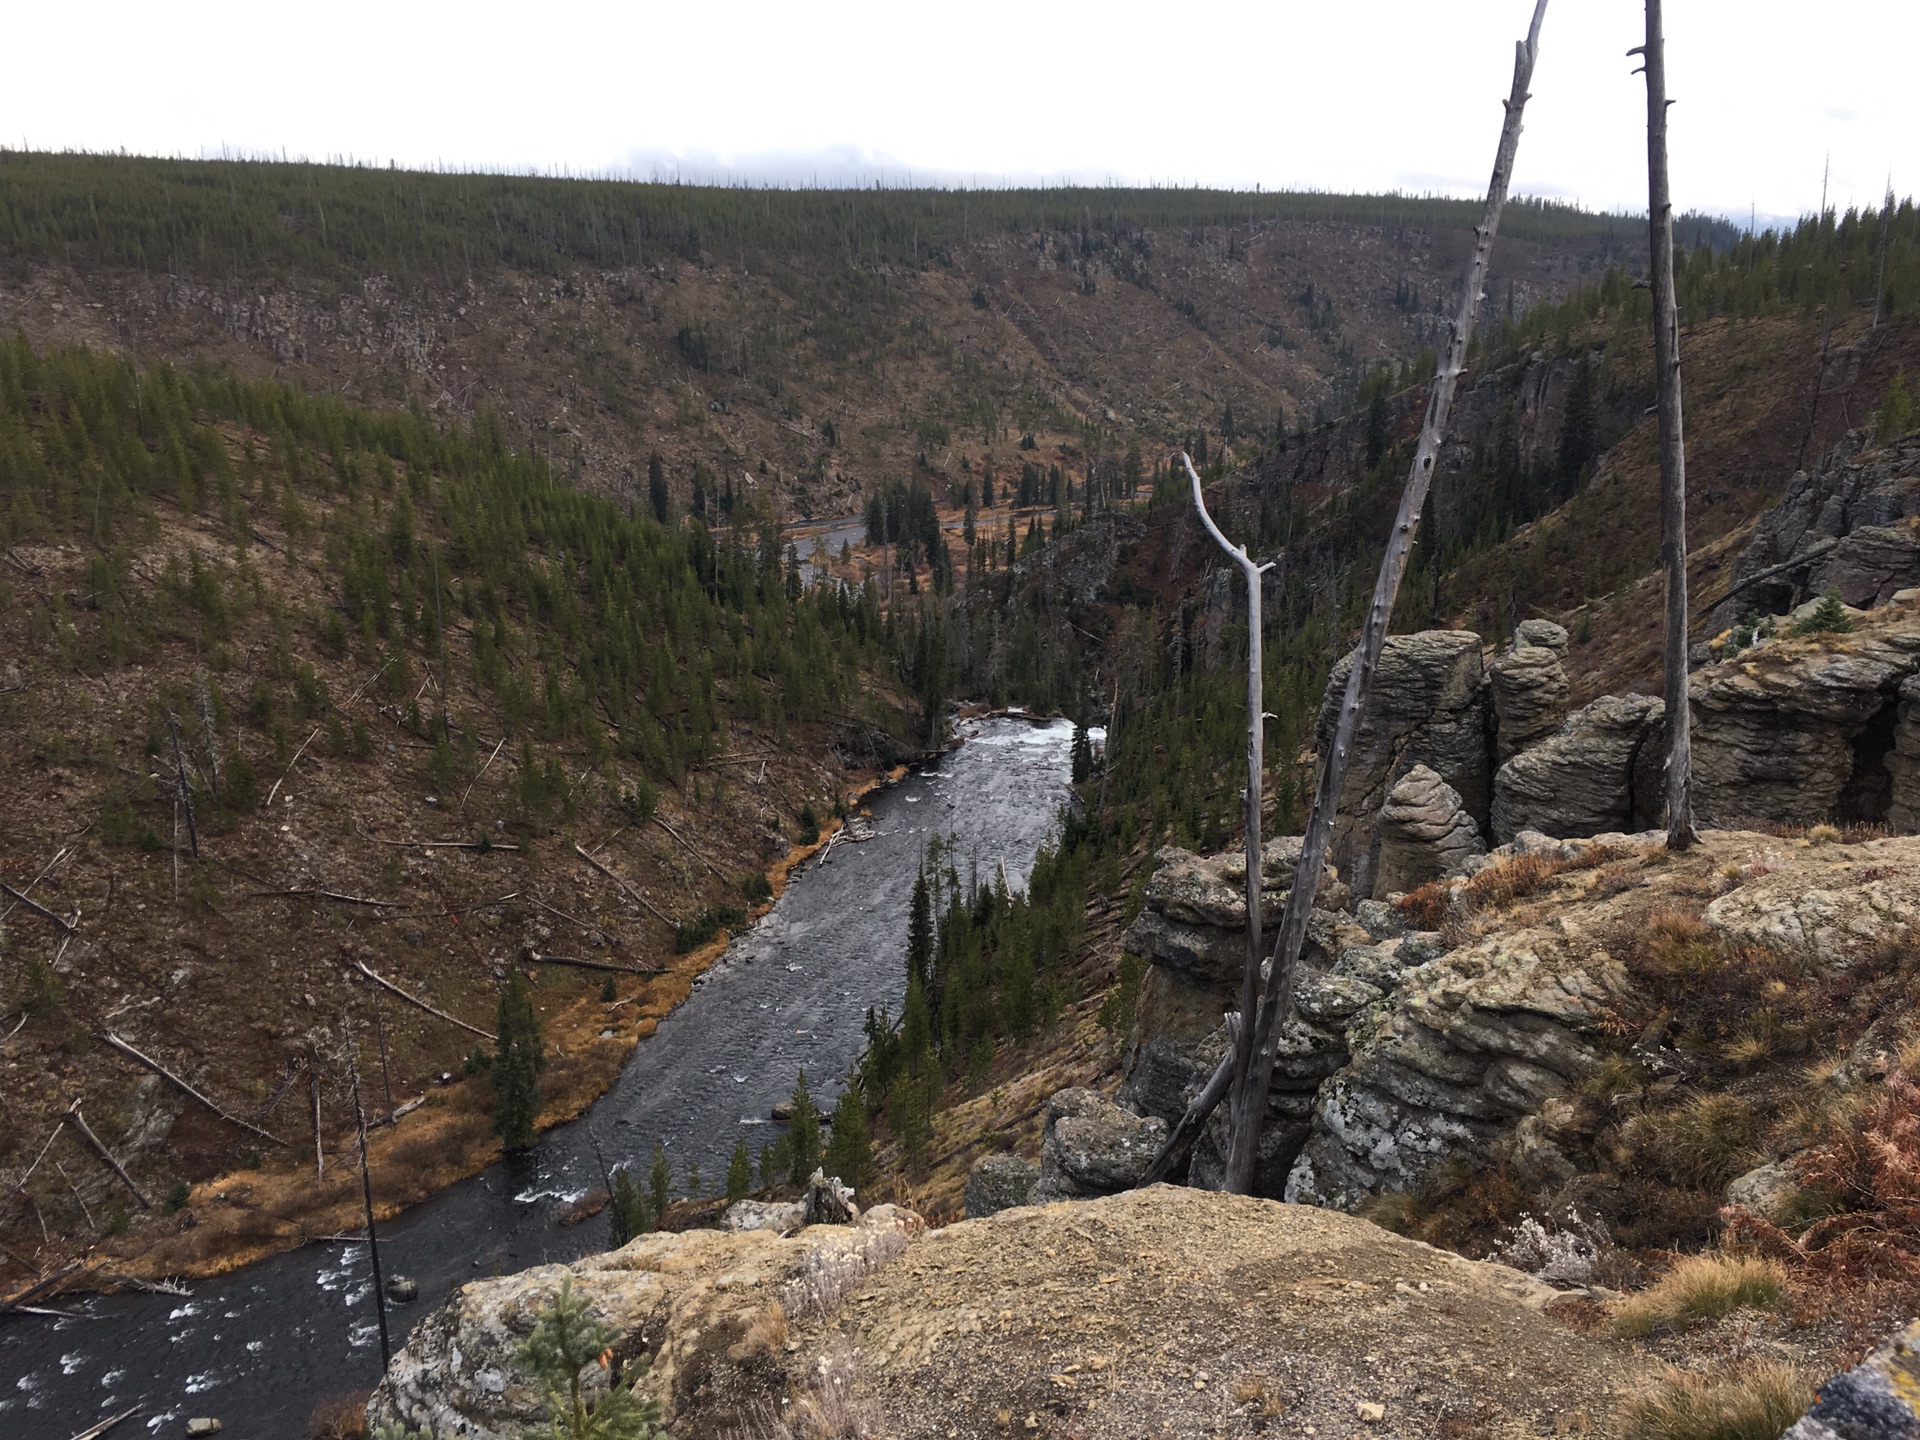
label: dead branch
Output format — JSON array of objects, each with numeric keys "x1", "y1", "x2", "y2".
[
  {"x1": 98, "y1": 1032, "x2": 288, "y2": 1147},
  {"x1": 573, "y1": 844, "x2": 677, "y2": 927},
  {"x1": 650, "y1": 814, "x2": 729, "y2": 881},
  {"x1": 1194, "y1": 0, "x2": 1554, "y2": 1194},
  {"x1": 65, "y1": 1103, "x2": 151, "y2": 1209},
  {"x1": 0, "y1": 1259, "x2": 85, "y2": 1315},
  {"x1": 0, "y1": 880, "x2": 77, "y2": 935},
  {"x1": 367, "y1": 835, "x2": 521, "y2": 851},
  {"x1": 0, "y1": 844, "x2": 73, "y2": 923},
  {"x1": 265, "y1": 725, "x2": 324, "y2": 809},
  {"x1": 460, "y1": 735, "x2": 508, "y2": 810},
  {"x1": 441, "y1": 891, "x2": 521, "y2": 916},
  {"x1": 251, "y1": 887, "x2": 409, "y2": 909},
  {"x1": 347, "y1": 958, "x2": 491, "y2": 1040},
  {"x1": 67, "y1": 1406, "x2": 142, "y2": 1440}
]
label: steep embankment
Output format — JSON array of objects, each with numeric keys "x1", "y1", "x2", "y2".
[{"x1": 0, "y1": 341, "x2": 909, "y2": 1287}]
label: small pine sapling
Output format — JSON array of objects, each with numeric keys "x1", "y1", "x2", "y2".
[{"x1": 518, "y1": 1277, "x2": 671, "y2": 1440}]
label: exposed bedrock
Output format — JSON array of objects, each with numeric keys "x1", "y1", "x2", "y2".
[
  {"x1": 1490, "y1": 621, "x2": 1571, "y2": 762},
  {"x1": 1491, "y1": 693, "x2": 1666, "y2": 844},
  {"x1": 1375, "y1": 764, "x2": 1486, "y2": 898},
  {"x1": 1316, "y1": 630, "x2": 1492, "y2": 900}
]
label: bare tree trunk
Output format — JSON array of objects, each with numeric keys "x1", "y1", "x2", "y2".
[
  {"x1": 343, "y1": 1020, "x2": 393, "y2": 1371},
  {"x1": 1220, "y1": 0, "x2": 1553, "y2": 1193},
  {"x1": 1639, "y1": 0, "x2": 1697, "y2": 850},
  {"x1": 1182, "y1": 456, "x2": 1274, "y2": 1162}
]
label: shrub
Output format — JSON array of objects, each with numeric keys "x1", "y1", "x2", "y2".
[
  {"x1": 163, "y1": 1181, "x2": 192, "y2": 1213},
  {"x1": 1619, "y1": 1359, "x2": 1810, "y2": 1440},
  {"x1": 1806, "y1": 823, "x2": 1841, "y2": 846},
  {"x1": 740, "y1": 872, "x2": 773, "y2": 904},
  {"x1": 1096, "y1": 952, "x2": 1147, "y2": 1037},
  {"x1": 675, "y1": 904, "x2": 744, "y2": 953},
  {"x1": 1610, "y1": 1253, "x2": 1787, "y2": 1337},
  {"x1": 1622, "y1": 1093, "x2": 1763, "y2": 1191}
]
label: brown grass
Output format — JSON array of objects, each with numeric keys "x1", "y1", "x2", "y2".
[
  {"x1": 1610, "y1": 1253, "x2": 1787, "y2": 1338},
  {"x1": 1618, "y1": 1360, "x2": 1810, "y2": 1440},
  {"x1": 738, "y1": 1300, "x2": 790, "y2": 1358}
]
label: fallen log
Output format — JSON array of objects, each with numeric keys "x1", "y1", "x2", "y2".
[
  {"x1": 67, "y1": 1404, "x2": 140, "y2": 1440},
  {"x1": 0, "y1": 881, "x2": 76, "y2": 935},
  {"x1": 98, "y1": 1032, "x2": 288, "y2": 1148},
  {"x1": 0, "y1": 1258, "x2": 85, "y2": 1315},
  {"x1": 527, "y1": 952, "x2": 666, "y2": 978},
  {"x1": 252, "y1": 888, "x2": 409, "y2": 909},
  {"x1": 347, "y1": 960, "x2": 491, "y2": 1040},
  {"x1": 572, "y1": 845, "x2": 676, "y2": 927},
  {"x1": 650, "y1": 815, "x2": 729, "y2": 881},
  {"x1": 65, "y1": 1103, "x2": 150, "y2": 1209}
]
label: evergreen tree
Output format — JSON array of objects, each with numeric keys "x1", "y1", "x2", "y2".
[
  {"x1": 1880, "y1": 368, "x2": 1914, "y2": 440},
  {"x1": 824, "y1": 1080, "x2": 873, "y2": 1190},
  {"x1": 646, "y1": 452, "x2": 668, "y2": 525},
  {"x1": 786, "y1": 1070, "x2": 822, "y2": 1184},
  {"x1": 1365, "y1": 386, "x2": 1391, "y2": 470},
  {"x1": 492, "y1": 969, "x2": 545, "y2": 1151},
  {"x1": 725, "y1": 1138, "x2": 753, "y2": 1202},
  {"x1": 906, "y1": 866, "x2": 934, "y2": 997},
  {"x1": 648, "y1": 1141, "x2": 672, "y2": 1218},
  {"x1": 1070, "y1": 723, "x2": 1093, "y2": 784},
  {"x1": 518, "y1": 1277, "x2": 668, "y2": 1440},
  {"x1": 607, "y1": 1168, "x2": 650, "y2": 1248},
  {"x1": 1557, "y1": 350, "x2": 1598, "y2": 490}
]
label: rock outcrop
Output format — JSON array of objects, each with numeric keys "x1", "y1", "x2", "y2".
[
  {"x1": 1316, "y1": 630, "x2": 1492, "y2": 899},
  {"x1": 1492, "y1": 693, "x2": 1666, "y2": 843},
  {"x1": 1285, "y1": 873, "x2": 1638, "y2": 1209},
  {"x1": 1706, "y1": 435, "x2": 1920, "y2": 635},
  {"x1": 1029, "y1": 1088, "x2": 1168, "y2": 1202},
  {"x1": 373, "y1": 1187, "x2": 1664, "y2": 1440},
  {"x1": 1117, "y1": 840, "x2": 1351, "y2": 1130},
  {"x1": 1374, "y1": 764, "x2": 1486, "y2": 897},
  {"x1": 1784, "y1": 1317, "x2": 1920, "y2": 1440},
  {"x1": 1691, "y1": 613, "x2": 1920, "y2": 825},
  {"x1": 1490, "y1": 621, "x2": 1571, "y2": 760}
]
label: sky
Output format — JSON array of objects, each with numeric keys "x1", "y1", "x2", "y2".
[{"x1": 7, "y1": 1, "x2": 1915, "y2": 225}]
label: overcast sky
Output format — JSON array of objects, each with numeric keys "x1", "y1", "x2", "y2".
[{"x1": 9, "y1": 1, "x2": 1914, "y2": 224}]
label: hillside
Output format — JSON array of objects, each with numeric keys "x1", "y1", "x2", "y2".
[
  {"x1": 0, "y1": 337, "x2": 914, "y2": 1282},
  {"x1": 0, "y1": 154, "x2": 1659, "y2": 528}
]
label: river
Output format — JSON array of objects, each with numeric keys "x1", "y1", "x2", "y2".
[{"x1": 1, "y1": 715, "x2": 1075, "y2": 1440}]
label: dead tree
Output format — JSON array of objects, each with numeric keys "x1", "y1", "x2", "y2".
[
  {"x1": 342, "y1": 1019, "x2": 393, "y2": 1370},
  {"x1": 1183, "y1": 455, "x2": 1272, "y2": 1157},
  {"x1": 1635, "y1": 0, "x2": 1697, "y2": 849},
  {"x1": 1152, "y1": 0, "x2": 1555, "y2": 1193}
]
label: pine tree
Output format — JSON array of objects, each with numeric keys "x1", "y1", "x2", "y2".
[
  {"x1": 824, "y1": 1080, "x2": 873, "y2": 1190},
  {"x1": 1557, "y1": 350, "x2": 1597, "y2": 491},
  {"x1": 1879, "y1": 368, "x2": 1914, "y2": 440},
  {"x1": 607, "y1": 1168, "x2": 650, "y2": 1248},
  {"x1": 648, "y1": 1141, "x2": 672, "y2": 1218},
  {"x1": 1070, "y1": 723, "x2": 1093, "y2": 784},
  {"x1": 1365, "y1": 386, "x2": 1391, "y2": 469},
  {"x1": 646, "y1": 452, "x2": 668, "y2": 525},
  {"x1": 518, "y1": 1277, "x2": 668, "y2": 1439},
  {"x1": 906, "y1": 866, "x2": 934, "y2": 997},
  {"x1": 786, "y1": 1070, "x2": 821, "y2": 1184},
  {"x1": 492, "y1": 969, "x2": 545, "y2": 1152},
  {"x1": 725, "y1": 1138, "x2": 753, "y2": 1202}
]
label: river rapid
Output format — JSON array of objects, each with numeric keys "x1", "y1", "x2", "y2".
[{"x1": 1, "y1": 715, "x2": 1075, "y2": 1440}]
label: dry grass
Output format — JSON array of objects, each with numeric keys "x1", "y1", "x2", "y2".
[
  {"x1": 1610, "y1": 1253, "x2": 1787, "y2": 1338},
  {"x1": 1394, "y1": 844, "x2": 1630, "y2": 933},
  {"x1": 739, "y1": 1300, "x2": 790, "y2": 1358},
  {"x1": 1619, "y1": 1093, "x2": 1764, "y2": 1192},
  {"x1": 1618, "y1": 1360, "x2": 1810, "y2": 1440},
  {"x1": 303, "y1": 1389, "x2": 372, "y2": 1439}
]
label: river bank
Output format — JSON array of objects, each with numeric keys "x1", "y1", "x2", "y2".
[{"x1": 0, "y1": 715, "x2": 1076, "y2": 1440}]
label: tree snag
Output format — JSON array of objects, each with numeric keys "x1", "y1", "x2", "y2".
[
  {"x1": 1637, "y1": 0, "x2": 1697, "y2": 849},
  {"x1": 1200, "y1": 0, "x2": 1553, "y2": 1193}
]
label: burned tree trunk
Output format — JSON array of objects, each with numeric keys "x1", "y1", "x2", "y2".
[
  {"x1": 1220, "y1": 0, "x2": 1554, "y2": 1192},
  {"x1": 1638, "y1": 0, "x2": 1697, "y2": 850},
  {"x1": 1183, "y1": 454, "x2": 1273, "y2": 1159}
]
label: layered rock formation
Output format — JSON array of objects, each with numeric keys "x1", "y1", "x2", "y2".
[
  {"x1": 1491, "y1": 693, "x2": 1666, "y2": 843},
  {"x1": 1315, "y1": 630, "x2": 1492, "y2": 899},
  {"x1": 1028, "y1": 1087, "x2": 1167, "y2": 1203},
  {"x1": 1490, "y1": 620, "x2": 1571, "y2": 760},
  {"x1": 1375, "y1": 764, "x2": 1486, "y2": 895},
  {"x1": 1706, "y1": 435, "x2": 1920, "y2": 635}
]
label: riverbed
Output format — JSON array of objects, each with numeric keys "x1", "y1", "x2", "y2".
[{"x1": 0, "y1": 715, "x2": 1074, "y2": 1440}]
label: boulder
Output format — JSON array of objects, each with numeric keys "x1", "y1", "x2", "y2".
[
  {"x1": 720, "y1": 1198, "x2": 806, "y2": 1235},
  {"x1": 386, "y1": 1274, "x2": 420, "y2": 1304},
  {"x1": 1316, "y1": 630, "x2": 1492, "y2": 900},
  {"x1": 1515, "y1": 618, "x2": 1570, "y2": 657},
  {"x1": 1374, "y1": 764, "x2": 1486, "y2": 898},
  {"x1": 1029, "y1": 1088, "x2": 1168, "y2": 1202},
  {"x1": 1491, "y1": 694, "x2": 1665, "y2": 843},
  {"x1": 1783, "y1": 1317, "x2": 1920, "y2": 1440},
  {"x1": 1725, "y1": 1160, "x2": 1803, "y2": 1226},
  {"x1": 1490, "y1": 639, "x2": 1570, "y2": 761},
  {"x1": 964, "y1": 1153, "x2": 1038, "y2": 1219}
]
